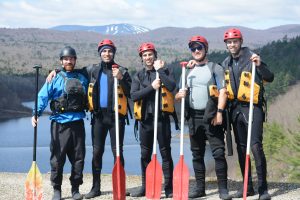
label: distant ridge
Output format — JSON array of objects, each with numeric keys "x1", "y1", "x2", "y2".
[
  {"x1": 1, "y1": 24, "x2": 300, "y2": 74},
  {"x1": 50, "y1": 23, "x2": 150, "y2": 35}
]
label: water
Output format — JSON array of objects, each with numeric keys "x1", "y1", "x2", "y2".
[{"x1": 0, "y1": 102, "x2": 213, "y2": 175}]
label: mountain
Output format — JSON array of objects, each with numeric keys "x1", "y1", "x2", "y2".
[
  {"x1": 1, "y1": 24, "x2": 300, "y2": 75},
  {"x1": 50, "y1": 23, "x2": 150, "y2": 35}
]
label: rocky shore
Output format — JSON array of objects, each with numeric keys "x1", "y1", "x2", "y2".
[{"x1": 0, "y1": 173, "x2": 300, "y2": 199}]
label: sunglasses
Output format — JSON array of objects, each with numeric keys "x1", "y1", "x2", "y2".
[{"x1": 190, "y1": 44, "x2": 205, "y2": 52}]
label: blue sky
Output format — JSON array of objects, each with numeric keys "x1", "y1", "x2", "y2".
[{"x1": 0, "y1": 0, "x2": 299, "y2": 29}]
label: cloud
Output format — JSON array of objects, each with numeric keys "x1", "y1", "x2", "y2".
[{"x1": 0, "y1": 0, "x2": 299, "y2": 29}]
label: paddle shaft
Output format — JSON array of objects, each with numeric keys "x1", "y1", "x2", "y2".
[
  {"x1": 114, "y1": 76, "x2": 120, "y2": 156},
  {"x1": 152, "y1": 72, "x2": 159, "y2": 154},
  {"x1": 179, "y1": 66, "x2": 186, "y2": 155},
  {"x1": 243, "y1": 62, "x2": 256, "y2": 200},
  {"x1": 33, "y1": 65, "x2": 41, "y2": 162}
]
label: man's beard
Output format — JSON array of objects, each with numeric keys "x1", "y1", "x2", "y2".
[{"x1": 64, "y1": 63, "x2": 75, "y2": 71}]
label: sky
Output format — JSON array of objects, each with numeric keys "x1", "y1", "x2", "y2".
[{"x1": 0, "y1": 0, "x2": 299, "y2": 30}]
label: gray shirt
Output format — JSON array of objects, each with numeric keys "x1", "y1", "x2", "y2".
[{"x1": 187, "y1": 64, "x2": 212, "y2": 110}]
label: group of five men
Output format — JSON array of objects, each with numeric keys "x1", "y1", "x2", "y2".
[{"x1": 32, "y1": 28, "x2": 273, "y2": 200}]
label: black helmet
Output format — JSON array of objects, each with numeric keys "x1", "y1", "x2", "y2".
[{"x1": 59, "y1": 46, "x2": 77, "y2": 60}]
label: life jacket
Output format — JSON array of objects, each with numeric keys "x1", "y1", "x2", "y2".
[
  {"x1": 114, "y1": 85, "x2": 128, "y2": 116},
  {"x1": 50, "y1": 72, "x2": 86, "y2": 113},
  {"x1": 161, "y1": 83, "x2": 175, "y2": 113},
  {"x1": 184, "y1": 62, "x2": 222, "y2": 122},
  {"x1": 133, "y1": 68, "x2": 179, "y2": 140},
  {"x1": 133, "y1": 69, "x2": 176, "y2": 120},
  {"x1": 222, "y1": 49, "x2": 264, "y2": 105},
  {"x1": 185, "y1": 62, "x2": 219, "y2": 101},
  {"x1": 87, "y1": 63, "x2": 129, "y2": 117},
  {"x1": 133, "y1": 100, "x2": 142, "y2": 120}
]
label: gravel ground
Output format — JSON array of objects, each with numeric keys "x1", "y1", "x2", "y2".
[{"x1": 0, "y1": 173, "x2": 300, "y2": 199}]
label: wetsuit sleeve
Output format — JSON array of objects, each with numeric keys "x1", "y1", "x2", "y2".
[
  {"x1": 257, "y1": 62, "x2": 274, "y2": 82},
  {"x1": 157, "y1": 67, "x2": 176, "y2": 92},
  {"x1": 119, "y1": 67, "x2": 132, "y2": 98},
  {"x1": 130, "y1": 72, "x2": 154, "y2": 102},
  {"x1": 214, "y1": 64, "x2": 226, "y2": 90}
]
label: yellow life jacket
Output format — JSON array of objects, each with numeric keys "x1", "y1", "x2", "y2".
[
  {"x1": 209, "y1": 85, "x2": 219, "y2": 98},
  {"x1": 87, "y1": 83, "x2": 94, "y2": 111},
  {"x1": 237, "y1": 71, "x2": 260, "y2": 104},
  {"x1": 161, "y1": 84, "x2": 174, "y2": 113},
  {"x1": 115, "y1": 85, "x2": 128, "y2": 116},
  {"x1": 88, "y1": 83, "x2": 128, "y2": 116},
  {"x1": 133, "y1": 85, "x2": 175, "y2": 120},
  {"x1": 224, "y1": 70, "x2": 235, "y2": 100},
  {"x1": 133, "y1": 100, "x2": 142, "y2": 120},
  {"x1": 225, "y1": 70, "x2": 260, "y2": 104}
]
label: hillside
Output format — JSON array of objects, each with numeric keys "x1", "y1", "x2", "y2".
[
  {"x1": 268, "y1": 82, "x2": 300, "y2": 131},
  {"x1": 1, "y1": 24, "x2": 300, "y2": 75}
]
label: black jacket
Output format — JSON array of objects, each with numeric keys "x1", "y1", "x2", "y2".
[
  {"x1": 81, "y1": 61, "x2": 132, "y2": 116},
  {"x1": 131, "y1": 66, "x2": 176, "y2": 120}
]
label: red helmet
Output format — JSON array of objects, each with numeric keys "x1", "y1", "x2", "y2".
[
  {"x1": 188, "y1": 35, "x2": 208, "y2": 51},
  {"x1": 138, "y1": 42, "x2": 157, "y2": 57},
  {"x1": 98, "y1": 39, "x2": 116, "y2": 52},
  {"x1": 223, "y1": 28, "x2": 243, "y2": 42}
]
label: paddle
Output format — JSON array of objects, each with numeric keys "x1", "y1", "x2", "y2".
[
  {"x1": 112, "y1": 64, "x2": 126, "y2": 200},
  {"x1": 25, "y1": 65, "x2": 43, "y2": 200},
  {"x1": 173, "y1": 61, "x2": 189, "y2": 200},
  {"x1": 146, "y1": 71, "x2": 163, "y2": 200},
  {"x1": 243, "y1": 62, "x2": 256, "y2": 200}
]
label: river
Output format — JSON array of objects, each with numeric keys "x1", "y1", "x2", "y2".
[{"x1": 0, "y1": 102, "x2": 213, "y2": 175}]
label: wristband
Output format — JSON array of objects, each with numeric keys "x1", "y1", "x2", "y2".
[{"x1": 217, "y1": 108, "x2": 224, "y2": 113}]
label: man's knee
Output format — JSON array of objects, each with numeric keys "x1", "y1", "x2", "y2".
[
  {"x1": 141, "y1": 145, "x2": 152, "y2": 160},
  {"x1": 212, "y1": 148, "x2": 225, "y2": 159}
]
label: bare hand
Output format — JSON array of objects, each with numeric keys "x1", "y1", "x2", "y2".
[
  {"x1": 46, "y1": 70, "x2": 57, "y2": 83},
  {"x1": 112, "y1": 68, "x2": 123, "y2": 80},
  {"x1": 151, "y1": 78, "x2": 161, "y2": 90},
  {"x1": 153, "y1": 60, "x2": 165, "y2": 70},
  {"x1": 31, "y1": 116, "x2": 38, "y2": 127},
  {"x1": 250, "y1": 54, "x2": 261, "y2": 67},
  {"x1": 211, "y1": 112, "x2": 223, "y2": 126},
  {"x1": 187, "y1": 60, "x2": 197, "y2": 69},
  {"x1": 175, "y1": 88, "x2": 187, "y2": 100}
]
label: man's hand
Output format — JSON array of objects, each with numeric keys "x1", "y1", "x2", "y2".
[
  {"x1": 31, "y1": 116, "x2": 38, "y2": 127},
  {"x1": 46, "y1": 70, "x2": 57, "y2": 83},
  {"x1": 112, "y1": 68, "x2": 123, "y2": 80},
  {"x1": 175, "y1": 88, "x2": 187, "y2": 101},
  {"x1": 250, "y1": 54, "x2": 261, "y2": 67},
  {"x1": 187, "y1": 60, "x2": 197, "y2": 69},
  {"x1": 211, "y1": 112, "x2": 223, "y2": 126},
  {"x1": 153, "y1": 60, "x2": 164, "y2": 70},
  {"x1": 151, "y1": 78, "x2": 161, "y2": 90}
]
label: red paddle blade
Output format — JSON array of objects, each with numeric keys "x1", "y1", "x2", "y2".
[
  {"x1": 173, "y1": 155, "x2": 189, "y2": 200},
  {"x1": 25, "y1": 161, "x2": 43, "y2": 200},
  {"x1": 112, "y1": 157, "x2": 126, "y2": 200},
  {"x1": 243, "y1": 154, "x2": 251, "y2": 200},
  {"x1": 146, "y1": 154, "x2": 163, "y2": 200}
]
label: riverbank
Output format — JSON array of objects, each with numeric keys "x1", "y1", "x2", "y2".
[{"x1": 0, "y1": 173, "x2": 300, "y2": 199}]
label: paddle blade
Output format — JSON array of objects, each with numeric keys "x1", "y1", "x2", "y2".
[
  {"x1": 146, "y1": 154, "x2": 163, "y2": 200},
  {"x1": 112, "y1": 157, "x2": 126, "y2": 200},
  {"x1": 25, "y1": 161, "x2": 43, "y2": 200},
  {"x1": 173, "y1": 155, "x2": 189, "y2": 200}
]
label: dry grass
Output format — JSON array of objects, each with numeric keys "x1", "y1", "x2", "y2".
[{"x1": 268, "y1": 82, "x2": 300, "y2": 131}]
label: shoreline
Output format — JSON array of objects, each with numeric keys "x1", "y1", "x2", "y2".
[{"x1": 1, "y1": 173, "x2": 300, "y2": 199}]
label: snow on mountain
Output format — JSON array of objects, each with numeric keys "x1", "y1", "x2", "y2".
[{"x1": 50, "y1": 23, "x2": 150, "y2": 35}]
